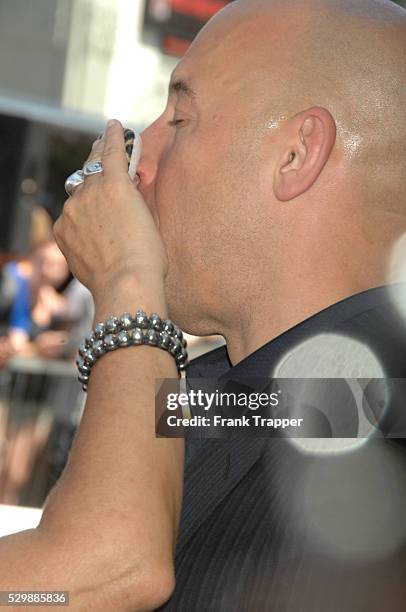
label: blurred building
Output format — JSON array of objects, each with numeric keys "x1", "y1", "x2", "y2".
[{"x1": 0, "y1": 0, "x2": 232, "y2": 254}]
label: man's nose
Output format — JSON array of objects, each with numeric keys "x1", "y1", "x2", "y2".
[{"x1": 136, "y1": 120, "x2": 165, "y2": 187}]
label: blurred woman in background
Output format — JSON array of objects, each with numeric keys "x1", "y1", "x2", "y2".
[{"x1": 0, "y1": 239, "x2": 70, "y2": 366}]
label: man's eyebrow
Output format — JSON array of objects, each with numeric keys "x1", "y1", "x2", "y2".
[{"x1": 169, "y1": 78, "x2": 197, "y2": 101}]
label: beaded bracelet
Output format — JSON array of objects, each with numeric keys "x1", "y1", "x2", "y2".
[{"x1": 75, "y1": 310, "x2": 188, "y2": 392}]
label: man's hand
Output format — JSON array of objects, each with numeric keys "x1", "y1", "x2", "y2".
[{"x1": 53, "y1": 119, "x2": 168, "y2": 309}]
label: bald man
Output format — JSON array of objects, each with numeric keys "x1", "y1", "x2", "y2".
[
  {"x1": 0, "y1": 0, "x2": 405, "y2": 610},
  {"x1": 152, "y1": 2, "x2": 406, "y2": 608},
  {"x1": 155, "y1": 1, "x2": 405, "y2": 609}
]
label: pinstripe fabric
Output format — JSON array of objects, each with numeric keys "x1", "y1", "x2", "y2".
[{"x1": 157, "y1": 285, "x2": 406, "y2": 611}]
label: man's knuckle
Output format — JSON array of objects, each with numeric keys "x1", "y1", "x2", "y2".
[
  {"x1": 88, "y1": 179, "x2": 101, "y2": 193},
  {"x1": 53, "y1": 221, "x2": 65, "y2": 249},
  {"x1": 91, "y1": 138, "x2": 103, "y2": 151},
  {"x1": 103, "y1": 144, "x2": 119, "y2": 157},
  {"x1": 63, "y1": 198, "x2": 76, "y2": 218},
  {"x1": 52, "y1": 218, "x2": 61, "y2": 237}
]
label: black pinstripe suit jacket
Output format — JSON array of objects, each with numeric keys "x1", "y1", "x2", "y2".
[{"x1": 158, "y1": 285, "x2": 406, "y2": 612}]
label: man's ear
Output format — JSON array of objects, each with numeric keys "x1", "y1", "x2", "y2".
[{"x1": 274, "y1": 107, "x2": 336, "y2": 202}]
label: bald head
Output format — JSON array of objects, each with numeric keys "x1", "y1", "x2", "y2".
[{"x1": 190, "y1": 0, "x2": 405, "y2": 208}]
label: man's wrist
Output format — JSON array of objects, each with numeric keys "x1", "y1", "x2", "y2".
[{"x1": 92, "y1": 272, "x2": 168, "y2": 322}]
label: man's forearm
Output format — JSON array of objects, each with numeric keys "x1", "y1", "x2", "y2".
[{"x1": 0, "y1": 278, "x2": 184, "y2": 610}]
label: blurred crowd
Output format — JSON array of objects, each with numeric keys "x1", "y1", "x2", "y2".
[
  {"x1": 0, "y1": 207, "x2": 94, "y2": 370},
  {"x1": 0, "y1": 206, "x2": 94, "y2": 506}
]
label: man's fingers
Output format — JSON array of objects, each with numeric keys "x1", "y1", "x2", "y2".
[
  {"x1": 86, "y1": 136, "x2": 105, "y2": 164},
  {"x1": 101, "y1": 119, "x2": 128, "y2": 178},
  {"x1": 66, "y1": 119, "x2": 128, "y2": 200},
  {"x1": 67, "y1": 135, "x2": 105, "y2": 198},
  {"x1": 80, "y1": 136, "x2": 106, "y2": 189}
]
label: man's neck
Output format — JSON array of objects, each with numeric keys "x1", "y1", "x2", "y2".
[{"x1": 222, "y1": 277, "x2": 383, "y2": 366}]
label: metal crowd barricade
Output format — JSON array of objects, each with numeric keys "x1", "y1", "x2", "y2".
[
  {"x1": 0, "y1": 336, "x2": 226, "y2": 510},
  {"x1": 0, "y1": 357, "x2": 85, "y2": 508}
]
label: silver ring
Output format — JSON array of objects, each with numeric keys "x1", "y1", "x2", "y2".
[
  {"x1": 65, "y1": 170, "x2": 84, "y2": 196},
  {"x1": 83, "y1": 160, "x2": 103, "y2": 176}
]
